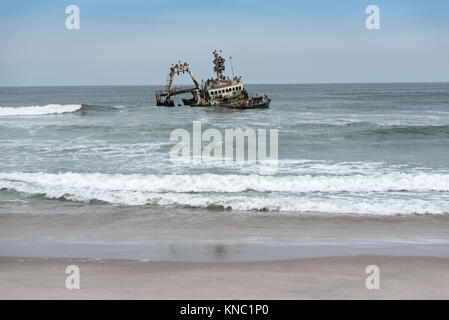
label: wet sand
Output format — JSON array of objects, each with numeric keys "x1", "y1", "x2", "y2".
[
  {"x1": 1, "y1": 255, "x2": 448, "y2": 299},
  {"x1": 2, "y1": 212, "x2": 449, "y2": 261}
]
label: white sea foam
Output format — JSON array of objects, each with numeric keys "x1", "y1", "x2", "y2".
[
  {"x1": 0, "y1": 104, "x2": 82, "y2": 116},
  {"x1": 145, "y1": 193, "x2": 449, "y2": 215},
  {"x1": 1, "y1": 171, "x2": 449, "y2": 214},
  {"x1": 2, "y1": 171, "x2": 449, "y2": 193}
]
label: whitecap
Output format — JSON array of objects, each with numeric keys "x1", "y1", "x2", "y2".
[{"x1": 0, "y1": 104, "x2": 82, "y2": 116}]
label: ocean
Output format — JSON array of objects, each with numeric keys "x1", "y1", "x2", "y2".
[{"x1": 1, "y1": 83, "x2": 449, "y2": 261}]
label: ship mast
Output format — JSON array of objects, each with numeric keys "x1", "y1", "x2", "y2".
[
  {"x1": 229, "y1": 56, "x2": 235, "y2": 79},
  {"x1": 212, "y1": 50, "x2": 226, "y2": 82}
]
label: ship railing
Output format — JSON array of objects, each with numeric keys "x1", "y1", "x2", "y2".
[
  {"x1": 156, "y1": 86, "x2": 198, "y2": 96},
  {"x1": 247, "y1": 92, "x2": 269, "y2": 99},
  {"x1": 170, "y1": 85, "x2": 198, "y2": 92}
]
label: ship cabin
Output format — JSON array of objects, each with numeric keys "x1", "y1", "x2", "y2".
[{"x1": 207, "y1": 80, "x2": 244, "y2": 105}]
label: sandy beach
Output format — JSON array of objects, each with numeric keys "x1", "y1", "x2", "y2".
[{"x1": 1, "y1": 255, "x2": 448, "y2": 299}]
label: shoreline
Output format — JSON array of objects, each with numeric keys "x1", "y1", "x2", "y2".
[{"x1": 1, "y1": 255, "x2": 448, "y2": 299}]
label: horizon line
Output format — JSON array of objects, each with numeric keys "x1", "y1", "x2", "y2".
[{"x1": 1, "y1": 81, "x2": 449, "y2": 88}]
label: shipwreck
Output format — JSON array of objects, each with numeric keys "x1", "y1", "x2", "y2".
[{"x1": 155, "y1": 50, "x2": 270, "y2": 109}]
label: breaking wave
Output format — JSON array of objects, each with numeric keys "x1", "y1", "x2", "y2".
[
  {"x1": 1, "y1": 172, "x2": 449, "y2": 214},
  {"x1": 0, "y1": 104, "x2": 83, "y2": 116},
  {"x1": 79, "y1": 103, "x2": 128, "y2": 111},
  {"x1": 2, "y1": 171, "x2": 449, "y2": 193}
]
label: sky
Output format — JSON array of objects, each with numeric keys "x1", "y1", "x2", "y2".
[{"x1": 0, "y1": 0, "x2": 449, "y2": 86}]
